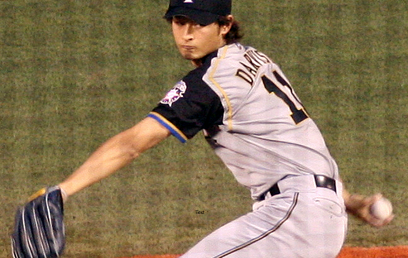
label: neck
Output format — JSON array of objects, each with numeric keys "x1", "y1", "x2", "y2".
[
  {"x1": 191, "y1": 42, "x2": 228, "y2": 67},
  {"x1": 191, "y1": 59, "x2": 202, "y2": 67}
]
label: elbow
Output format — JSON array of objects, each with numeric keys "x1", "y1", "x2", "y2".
[
  {"x1": 117, "y1": 118, "x2": 170, "y2": 161},
  {"x1": 127, "y1": 144, "x2": 141, "y2": 160},
  {"x1": 115, "y1": 130, "x2": 142, "y2": 161}
]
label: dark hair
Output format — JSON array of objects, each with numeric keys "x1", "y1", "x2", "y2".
[
  {"x1": 217, "y1": 16, "x2": 244, "y2": 44},
  {"x1": 165, "y1": 16, "x2": 244, "y2": 44}
]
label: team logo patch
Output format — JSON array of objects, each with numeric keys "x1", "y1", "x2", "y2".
[{"x1": 160, "y1": 80, "x2": 187, "y2": 107}]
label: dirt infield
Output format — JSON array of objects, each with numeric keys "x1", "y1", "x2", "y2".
[{"x1": 122, "y1": 246, "x2": 408, "y2": 258}]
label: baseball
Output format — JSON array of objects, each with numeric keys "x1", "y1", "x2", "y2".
[{"x1": 370, "y1": 197, "x2": 393, "y2": 220}]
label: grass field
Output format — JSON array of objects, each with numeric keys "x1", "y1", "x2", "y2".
[{"x1": 1, "y1": 0, "x2": 407, "y2": 257}]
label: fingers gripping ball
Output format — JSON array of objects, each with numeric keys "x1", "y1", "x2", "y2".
[
  {"x1": 370, "y1": 197, "x2": 393, "y2": 221},
  {"x1": 11, "y1": 186, "x2": 65, "y2": 258}
]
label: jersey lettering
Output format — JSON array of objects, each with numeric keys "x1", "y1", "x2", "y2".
[
  {"x1": 244, "y1": 50, "x2": 270, "y2": 68},
  {"x1": 235, "y1": 49, "x2": 271, "y2": 86},
  {"x1": 236, "y1": 69, "x2": 254, "y2": 85},
  {"x1": 241, "y1": 62, "x2": 258, "y2": 77}
]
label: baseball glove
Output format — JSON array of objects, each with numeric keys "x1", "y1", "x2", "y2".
[{"x1": 11, "y1": 186, "x2": 66, "y2": 258}]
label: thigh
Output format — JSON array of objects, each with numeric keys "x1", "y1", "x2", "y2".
[
  {"x1": 180, "y1": 191, "x2": 347, "y2": 258},
  {"x1": 279, "y1": 189, "x2": 348, "y2": 258}
]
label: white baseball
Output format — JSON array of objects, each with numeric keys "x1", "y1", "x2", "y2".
[{"x1": 370, "y1": 197, "x2": 393, "y2": 220}]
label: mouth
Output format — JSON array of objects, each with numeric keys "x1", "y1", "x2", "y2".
[{"x1": 181, "y1": 45, "x2": 195, "y2": 51}]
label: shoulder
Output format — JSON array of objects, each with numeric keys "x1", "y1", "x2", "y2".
[
  {"x1": 209, "y1": 44, "x2": 274, "y2": 75},
  {"x1": 186, "y1": 43, "x2": 251, "y2": 78},
  {"x1": 203, "y1": 44, "x2": 274, "y2": 88}
]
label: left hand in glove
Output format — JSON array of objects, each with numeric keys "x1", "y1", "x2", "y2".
[{"x1": 11, "y1": 186, "x2": 66, "y2": 258}]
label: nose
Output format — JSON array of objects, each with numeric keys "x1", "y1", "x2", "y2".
[{"x1": 182, "y1": 24, "x2": 194, "y2": 41}]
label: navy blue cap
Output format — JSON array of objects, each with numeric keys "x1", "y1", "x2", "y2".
[{"x1": 164, "y1": 0, "x2": 232, "y2": 25}]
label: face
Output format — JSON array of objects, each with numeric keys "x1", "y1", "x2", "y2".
[{"x1": 171, "y1": 16, "x2": 232, "y2": 65}]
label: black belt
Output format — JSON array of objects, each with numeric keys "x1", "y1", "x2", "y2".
[{"x1": 259, "y1": 175, "x2": 337, "y2": 201}]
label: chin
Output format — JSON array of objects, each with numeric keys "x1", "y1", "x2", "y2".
[
  {"x1": 183, "y1": 55, "x2": 194, "y2": 60},
  {"x1": 182, "y1": 52, "x2": 196, "y2": 59},
  {"x1": 179, "y1": 51, "x2": 202, "y2": 61}
]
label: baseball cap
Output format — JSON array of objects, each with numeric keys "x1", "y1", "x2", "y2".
[{"x1": 164, "y1": 0, "x2": 232, "y2": 26}]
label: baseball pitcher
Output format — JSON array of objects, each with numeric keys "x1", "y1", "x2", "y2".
[{"x1": 12, "y1": 0, "x2": 393, "y2": 257}]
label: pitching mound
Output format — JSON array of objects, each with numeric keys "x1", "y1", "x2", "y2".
[{"x1": 338, "y1": 246, "x2": 408, "y2": 257}]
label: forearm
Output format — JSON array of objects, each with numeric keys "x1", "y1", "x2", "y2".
[
  {"x1": 58, "y1": 132, "x2": 138, "y2": 196},
  {"x1": 342, "y1": 180, "x2": 371, "y2": 214},
  {"x1": 342, "y1": 188, "x2": 364, "y2": 214},
  {"x1": 58, "y1": 117, "x2": 170, "y2": 197}
]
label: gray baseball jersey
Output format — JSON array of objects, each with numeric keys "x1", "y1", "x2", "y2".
[
  {"x1": 148, "y1": 43, "x2": 347, "y2": 257},
  {"x1": 149, "y1": 43, "x2": 339, "y2": 200}
]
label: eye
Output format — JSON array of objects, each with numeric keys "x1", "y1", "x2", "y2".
[
  {"x1": 173, "y1": 19, "x2": 186, "y2": 26},
  {"x1": 173, "y1": 16, "x2": 204, "y2": 27},
  {"x1": 195, "y1": 23, "x2": 206, "y2": 28},
  {"x1": 173, "y1": 16, "x2": 189, "y2": 26}
]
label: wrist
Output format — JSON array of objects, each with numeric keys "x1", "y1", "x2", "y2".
[
  {"x1": 345, "y1": 194, "x2": 365, "y2": 213},
  {"x1": 57, "y1": 185, "x2": 69, "y2": 202}
]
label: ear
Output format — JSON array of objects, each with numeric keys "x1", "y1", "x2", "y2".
[{"x1": 220, "y1": 15, "x2": 234, "y2": 36}]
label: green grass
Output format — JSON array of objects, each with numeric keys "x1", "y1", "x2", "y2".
[{"x1": 1, "y1": 0, "x2": 407, "y2": 257}]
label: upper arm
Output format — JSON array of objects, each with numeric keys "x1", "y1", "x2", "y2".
[{"x1": 124, "y1": 116, "x2": 172, "y2": 155}]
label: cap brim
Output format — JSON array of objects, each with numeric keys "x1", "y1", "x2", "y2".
[{"x1": 164, "y1": 7, "x2": 220, "y2": 26}]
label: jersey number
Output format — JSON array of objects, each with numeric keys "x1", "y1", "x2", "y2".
[{"x1": 261, "y1": 71, "x2": 309, "y2": 124}]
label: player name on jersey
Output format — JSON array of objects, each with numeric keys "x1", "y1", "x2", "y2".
[{"x1": 235, "y1": 49, "x2": 272, "y2": 86}]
